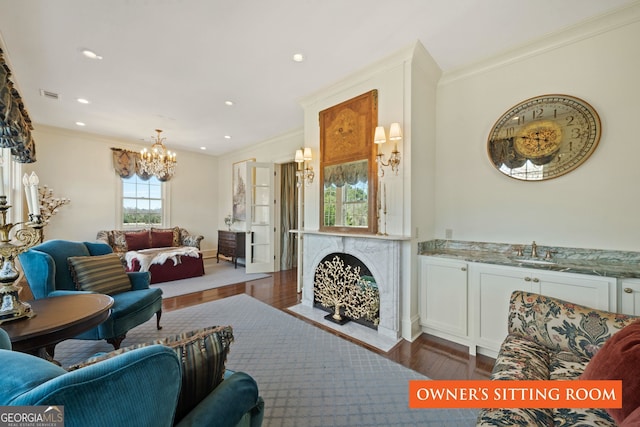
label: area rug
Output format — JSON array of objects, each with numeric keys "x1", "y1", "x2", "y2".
[
  {"x1": 150, "y1": 258, "x2": 270, "y2": 298},
  {"x1": 55, "y1": 294, "x2": 478, "y2": 426}
]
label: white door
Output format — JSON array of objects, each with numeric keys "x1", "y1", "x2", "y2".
[{"x1": 245, "y1": 162, "x2": 274, "y2": 273}]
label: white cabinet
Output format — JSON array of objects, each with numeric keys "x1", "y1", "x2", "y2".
[
  {"x1": 470, "y1": 263, "x2": 535, "y2": 353},
  {"x1": 536, "y1": 270, "x2": 614, "y2": 311},
  {"x1": 620, "y1": 279, "x2": 640, "y2": 316},
  {"x1": 418, "y1": 257, "x2": 618, "y2": 358},
  {"x1": 469, "y1": 263, "x2": 616, "y2": 356},
  {"x1": 418, "y1": 256, "x2": 468, "y2": 342}
]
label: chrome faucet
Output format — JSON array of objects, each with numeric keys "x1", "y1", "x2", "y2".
[{"x1": 531, "y1": 241, "x2": 538, "y2": 258}]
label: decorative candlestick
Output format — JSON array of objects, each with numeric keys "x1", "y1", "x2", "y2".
[
  {"x1": 0, "y1": 199, "x2": 45, "y2": 323},
  {"x1": 0, "y1": 173, "x2": 47, "y2": 324},
  {"x1": 376, "y1": 183, "x2": 383, "y2": 235},
  {"x1": 383, "y1": 183, "x2": 388, "y2": 236}
]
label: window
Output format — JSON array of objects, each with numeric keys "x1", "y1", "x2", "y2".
[
  {"x1": 341, "y1": 181, "x2": 368, "y2": 227},
  {"x1": 323, "y1": 185, "x2": 336, "y2": 226},
  {"x1": 121, "y1": 175, "x2": 163, "y2": 227},
  {"x1": 323, "y1": 181, "x2": 368, "y2": 228}
]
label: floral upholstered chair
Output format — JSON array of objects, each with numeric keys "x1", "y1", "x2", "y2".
[{"x1": 477, "y1": 291, "x2": 638, "y2": 427}]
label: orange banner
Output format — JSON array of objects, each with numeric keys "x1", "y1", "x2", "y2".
[{"x1": 409, "y1": 380, "x2": 622, "y2": 409}]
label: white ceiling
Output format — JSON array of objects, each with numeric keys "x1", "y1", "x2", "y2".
[{"x1": 0, "y1": 0, "x2": 636, "y2": 156}]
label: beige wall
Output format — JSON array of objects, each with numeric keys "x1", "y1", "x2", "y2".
[
  {"x1": 16, "y1": 4, "x2": 640, "y2": 299},
  {"x1": 215, "y1": 128, "x2": 304, "y2": 231},
  {"x1": 434, "y1": 6, "x2": 640, "y2": 251},
  {"x1": 25, "y1": 126, "x2": 219, "y2": 251}
]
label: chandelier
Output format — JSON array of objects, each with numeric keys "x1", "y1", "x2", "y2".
[{"x1": 138, "y1": 129, "x2": 177, "y2": 180}]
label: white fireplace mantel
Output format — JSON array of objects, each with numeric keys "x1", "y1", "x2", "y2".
[
  {"x1": 291, "y1": 229, "x2": 411, "y2": 241},
  {"x1": 298, "y1": 231, "x2": 406, "y2": 346}
]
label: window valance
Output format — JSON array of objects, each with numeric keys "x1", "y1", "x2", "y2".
[
  {"x1": 323, "y1": 160, "x2": 368, "y2": 187},
  {"x1": 111, "y1": 148, "x2": 172, "y2": 181},
  {"x1": 0, "y1": 48, "x2": 36, "y2": 163}
]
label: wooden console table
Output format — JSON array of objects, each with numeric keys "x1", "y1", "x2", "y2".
[
  {"x1": 2, "y1": 294, "x2": 113, "y2": 360},
  {"x1": 217, "y1": 230, "x2": 246, "y2": 268}
]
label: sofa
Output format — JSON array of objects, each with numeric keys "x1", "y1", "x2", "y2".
[
  {"x1": 0, "y1": 327, "x2": 264, "y2": 427},
  {"x1": 19, "y1": 240, "x2": 163, "y2": 350},
  {"x1": 477, "y1": 291, "x2": 639, "y2": 427},
  {"x1": 97, "y1": 227, "x2": 205, "y2": 284}
]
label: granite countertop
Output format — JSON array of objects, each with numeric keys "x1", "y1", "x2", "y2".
[{"x1": 418, "y1": 240, "x2": 640, "y2": 279}]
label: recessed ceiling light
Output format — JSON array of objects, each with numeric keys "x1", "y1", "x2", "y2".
[
  {"x1": 224, "y1": 100, "x2": 234, "y2": 106},
  {"x1": 81, "y1": 49, "x2": 103, "y2": 60},
  {"x1": 75, "y1": 122, "x2": 86, "y2": 126},
  {"x1": 292, "y1": 53, "x2": 305, "y2": 62},
  {"x1": 224, "y1": 135, "x2": 231, "y2": 139},
  {"x1": 77, "y1": 98, "x2": 90, "y2": 104},
  {"x1": 200, "y1": 146, "x2": 206, "y2": 150}
]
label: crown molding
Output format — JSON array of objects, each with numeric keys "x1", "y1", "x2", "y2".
[
  {"x1": 440, "y1": 1, "x2": 640, "y2": 85},
  {"x1": 298, "y1": 42, "x2": 417, "y2": 109}
]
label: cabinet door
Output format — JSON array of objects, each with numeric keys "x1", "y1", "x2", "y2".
[
  {"x1": 620, "y1": 279, "x2": 640, "y2": 316},
  {"x1": 419, "y1": 257, "x2": 468, "y2": 338},
  {"x1": 472, "y1": 264, "x2": 533, "y2": 353},
  {"x1": 536, "y1": 271, "x2": 614, "y2": 311}
]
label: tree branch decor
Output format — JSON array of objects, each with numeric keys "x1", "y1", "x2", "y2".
[
  {"x1": 36, "y1": 186, "x2": 70, "y2": 242},
  {"x1": 313, "y1": 255, "x2": 380, "y2": 325},
  {"x1": 38, "y1": 185, "x2": 70, "y2": 223}
]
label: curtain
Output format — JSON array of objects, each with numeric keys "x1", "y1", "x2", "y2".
[
  {"x1": 111, "y1": 148, "x2": 165, "y2": 181},
  {"x1": 323, "y1": 160, "x2": 368, "y2": 187},
  {"x1": 0, "y1": 48, "x2": 36, "y2": 163},
  {"x1": 280, "y1": 162, "x2": 298, "y2": 270}
]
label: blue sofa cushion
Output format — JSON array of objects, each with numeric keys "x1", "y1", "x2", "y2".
[
  {"x1": 68, "y1": 253, "x2": 132, "y2": 295},
  {"x1": 110, "y1": 288, "x2": 163, "y2": 319},
  {"x1": 0, "y1": 349, "x2": 67, "y2": 404},
  {"x1": 7, "y1": 345, "x2": 181, "y2": 427},
  {"x1": 30, "y1": 240, "x2": 92, "y2": 291},
  {"x1": 69, "y1": 326, "x2": 234, "y2": 422}
]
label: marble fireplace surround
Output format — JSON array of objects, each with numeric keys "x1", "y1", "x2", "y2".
[{"x1": 291, "y1": 231, "x2": 405, "y2": 351}]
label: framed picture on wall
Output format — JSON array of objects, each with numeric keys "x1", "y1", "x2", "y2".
[{"x1": 232, "y1": 158, "x2": 255, "y2": 222}]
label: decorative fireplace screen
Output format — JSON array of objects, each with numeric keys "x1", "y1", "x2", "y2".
[{"x1": 313, "y1": 253, "x2": 380, "y2": 328}]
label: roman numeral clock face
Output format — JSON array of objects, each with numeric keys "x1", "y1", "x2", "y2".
[{"x1": 487, "y1": 94, "x2": 601, "y2": 181}]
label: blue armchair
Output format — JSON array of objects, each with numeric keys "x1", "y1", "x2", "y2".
[
  {"x1": 0, "y1": 328, "x2": 264, "y2": 427},
  {"x1": 18, "y1": 240, "x2": 163, "y2": 350}
]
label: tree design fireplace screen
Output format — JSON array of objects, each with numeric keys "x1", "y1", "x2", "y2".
[{"x1": 313, "y1": 253, "x2": 379, "y2": 329}]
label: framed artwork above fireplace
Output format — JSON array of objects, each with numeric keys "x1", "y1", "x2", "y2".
[{"x1": 319, "y1": 89, "x2": 378, "y2": 234}]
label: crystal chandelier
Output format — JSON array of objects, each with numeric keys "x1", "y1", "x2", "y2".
[{"x1": 138, "y1": 129, "x2": 177, "y2": 180}]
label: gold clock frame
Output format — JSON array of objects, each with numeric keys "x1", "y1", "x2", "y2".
[{"x1": 487, "y1": 94, "x2": 601, "y2": 181}]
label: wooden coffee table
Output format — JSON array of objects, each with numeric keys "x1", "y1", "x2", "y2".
[{"x1": 2, "y1": 294, "x2": 114, "y2": 361}]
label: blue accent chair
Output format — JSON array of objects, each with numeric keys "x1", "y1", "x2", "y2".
[
  {"x1": 18, "y1": 240, "x2": 163, "y2": 350},
  {"x1": 0, "y1": 328, "x2": 264, "y2": 427}
]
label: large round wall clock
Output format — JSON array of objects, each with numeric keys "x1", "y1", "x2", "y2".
[{"x1": 487, "y1": 94, "x2": 601, "y2": 181}]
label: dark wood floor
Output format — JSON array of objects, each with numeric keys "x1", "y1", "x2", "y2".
[{"x1": 162, "y1": 268, "x2": 494, "y2": 380}]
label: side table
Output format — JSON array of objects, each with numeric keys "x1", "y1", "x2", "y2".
[
  {"x1": 1, "y1": 294, "x2": 114, "y2": 362},
  {"x1": 217, "y1": 230, "x2": 246, "y2": 268}
]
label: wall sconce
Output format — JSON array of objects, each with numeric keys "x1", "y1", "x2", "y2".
[
  {"x1": 374, "y1": 122, "x2": 402, "y2": 177},
  {"x1": 295, "y1": 147, "x2": 314, "y2": 187}
]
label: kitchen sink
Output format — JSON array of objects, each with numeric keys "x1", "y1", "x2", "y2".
[{"x1": 511, "y1": 258, "x2": 557, "y2": 266}]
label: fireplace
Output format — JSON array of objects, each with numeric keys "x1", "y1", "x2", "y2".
[
  {"x1": 294, "y1": 232, "x2": 402, "y2": 350},
  {"x1": 313, "y1": 252, "x2": 380, "y2": 329}
]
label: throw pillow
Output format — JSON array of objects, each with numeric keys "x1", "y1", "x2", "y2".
[
  {"x1": 110, "y1": 230, "x2": 128, "y2": 253},
  {"x1": 125, "y1": 230, "x2": 150, "y2": 251},
  {"x1": 151, "y1": 226, "x2": 181, "y2": 246},
  {"x1": 67, "y1": 253, "x2": 132, "y2": 295},
  {"x1": 150, "y1": 230, "x2": 174, "y2": 248},
  {"x1": 69, "y1": 325, "x2": 234, "y2": 422},
  {"x1": 580, "y1": 319, "x2": 640, "y2": 424},
  {"x1": 621, "y1": 406, "x2": 640, "y2": 427}
]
